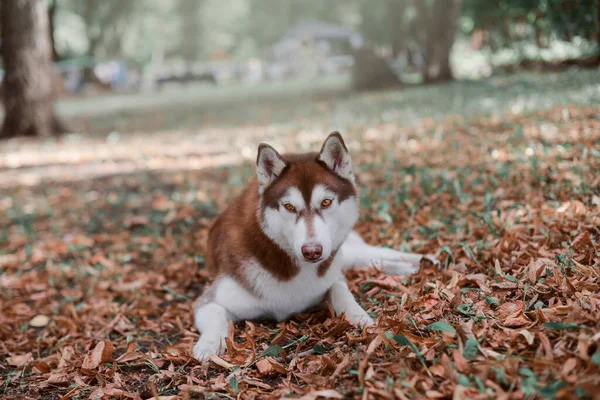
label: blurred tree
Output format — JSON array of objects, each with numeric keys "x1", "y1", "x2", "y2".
[
  {"x1": 357, "y1": 0, "x2": 390, "y2": 48},
  {"x1": 358, "y1": 0, "x2": 462, "y2": 84},
  {"x1": 545, "y1": 0, "x2": 598, "y2": 42},
  {"x1": 597, "y1": 0, "x2": 600, "y2": 60},
  {"x1": 409, "y1": 0, "x2": 461, "y2": 82},
  {"x1": 1, "y1": 0, "x2": 64, "y2": 138},
  {"x1": 239, "y1": 0, "x2": 351, "y2": 59},
  {"x1": 178, "y1": 0, "x2": 204, "y2": 60},
  {"x1": 79, "y1": 0, "x2": 136, "y2": 60},
  {"x1": 461, "y1": 0, "x2": 600, "y2": 65},
  {"x1": 48, "y1": 0, "x2": 61, "y2": 61},
  {"x1": 427, "y1": 0, "x2": 461, "y2": 82},
  {"x1": 351, "y1": 46, "x2": 401, "y2": 90},
  {"x1": 79, "y1": 0, "x2": 135, "y2": 83},
  {"x1": 386, "y1": 0, "x2": 408, "y2": 58}
]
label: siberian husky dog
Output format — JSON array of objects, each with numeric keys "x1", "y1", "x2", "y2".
[{"x1": 193, "y1": 132, "x2": 437, "y2": 360}]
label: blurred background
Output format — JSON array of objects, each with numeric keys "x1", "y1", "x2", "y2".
[
  {"x1": 12, "y1": 0, "x2": 600, "y2": 88},
  {"x1": 0, "y1": 0, "x2": 599, "y2": 182}
]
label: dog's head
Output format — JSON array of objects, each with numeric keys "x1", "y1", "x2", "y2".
[{"x1": 256, "y1": 132, "x2": 358, "y2": 266}]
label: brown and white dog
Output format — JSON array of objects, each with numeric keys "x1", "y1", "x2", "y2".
[{"x1": 193, "y1": 132, "x2": 437, "y2": 360}]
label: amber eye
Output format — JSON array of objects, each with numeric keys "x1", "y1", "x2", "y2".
[
  {"x1": 321, "y1": 199, "x2": 333, "y2": 208},
  {"x1": 283, "y1": 203, "x2": 296, "y2": 212}
]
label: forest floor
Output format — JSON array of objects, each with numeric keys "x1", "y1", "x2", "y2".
[{"x1": 1, "y1": 70, "x2": 599, "y2": 399}]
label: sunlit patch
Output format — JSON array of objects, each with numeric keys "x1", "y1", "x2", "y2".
[
  {"x1": 241, "y1": 146, "x2": 254, "y2": 159},
  {"x1": 407, "y1": 139, "x2": 418, "y2": 152}
]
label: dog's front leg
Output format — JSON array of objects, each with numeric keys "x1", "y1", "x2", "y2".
[
  {"x1": 193, "y1": 302, "x2": 230, "y2": 361},
  {"x1": 326, "y1": 280, "x2": 374, "y2": 327},
  {"x1": 193, "y1": 278, "x2": 266, "y2": 361},
  {"x1": 338, "y1": 230, "x2": 439, "y2": 275}
]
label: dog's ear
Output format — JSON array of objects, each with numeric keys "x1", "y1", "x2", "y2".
[
  {"x1": 319, "y1": 131, "x2": 354, "y2": 182},
  {"x1": 256, "y1": 143, "x2": 287, "y2": 192}
]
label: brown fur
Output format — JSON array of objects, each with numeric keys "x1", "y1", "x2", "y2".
[{"x1": 205, "y1": 152, "x2": 356, "y2": 290}]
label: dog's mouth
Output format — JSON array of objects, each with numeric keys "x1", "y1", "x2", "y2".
[
  {"x1": 306, "y1": 258, "x2": 323, "y2": 264},
  {"x1": 299, "y1": 256, "x2": 324, "y2": 264}
]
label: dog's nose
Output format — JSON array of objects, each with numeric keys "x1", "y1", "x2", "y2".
[{"x1": 301, "y1": 244, "x2": 323, "y2": 261}]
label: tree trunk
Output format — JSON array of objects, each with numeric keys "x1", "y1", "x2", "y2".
[
  {"x1": 351, "y1": 47, "x2": 401, "y2": 91},
  {"x1": 434, "y1": 0, "x2": 461, "y2": 82},
  {"x1": 411, "y1": 0, "x2": 432, "y2": 78},
  {"x1": 418, "y1": 0, "x2": 460, "y2": 83},
  {"x1": 179, "y1": 0, "x2": 204, "y2": 61},
  {"x1": 387, "y1": 0, "x2": 407, "y2": 58},
  {"x1": 596, "y1": 0, "x2": 600, "y2": 65},
  {"x1": 1, "y1": 0, "x2": 60, "y2": 139},
  {"x1": 49, "y1": 0, "x2": 60, "y2": 61}
]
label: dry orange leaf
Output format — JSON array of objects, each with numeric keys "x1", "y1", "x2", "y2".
[{"x1": 81, "y1": 341, "x2": 113, "y2": 369}]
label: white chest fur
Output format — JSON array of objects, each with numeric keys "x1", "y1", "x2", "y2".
[{"x1": 212, "y1": 258, "x2": 343, "y2": 322}]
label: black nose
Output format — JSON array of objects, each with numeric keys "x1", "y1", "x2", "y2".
[{"x1": 301, "y1": 244, "x2": 323, "y2": 261}]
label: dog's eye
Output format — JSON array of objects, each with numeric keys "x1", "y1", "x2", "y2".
[
  {"x1": 283, "y1": 203, "x2": 296, "y2": 212},
  {"x1": 321, "y1": 199, "x2": 332, "y2": 208}
]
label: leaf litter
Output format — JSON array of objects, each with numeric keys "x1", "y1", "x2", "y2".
[{"x1": 0, "y1": 104, "x2": 599, "y2": 399}]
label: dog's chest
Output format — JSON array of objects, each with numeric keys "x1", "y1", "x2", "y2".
[{"x1": 225, "y1": 258, "x2": 343, "y2": 321}]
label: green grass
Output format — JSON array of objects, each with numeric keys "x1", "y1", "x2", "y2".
[
  {"x1": 55, "y1": 75, "x2": 349, "y2": 119},
  {"x1": 53, "y1": 68, "x2": 600, "y2": 136}
]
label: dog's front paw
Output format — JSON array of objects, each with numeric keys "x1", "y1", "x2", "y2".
[
  {"x1": 193, "y1": 337, "x2": 224, "y2": 361},
  {"x1": 345, "y1": 309, "x2": 375, "y2": 327}
]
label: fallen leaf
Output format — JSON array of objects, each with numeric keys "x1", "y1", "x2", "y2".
[
  {"x1": 452, "y1": 349, "x2": 470, "y2": 373},
  {"x1": 429, "y1": 364, "x2": 446, "y2": 377},
  {"x1": 504, "y1": 310, "x2": 532, "y2": 327},
  {"x1": 81, "y1": 341, "x2": 113, "y2": 369},
  {"x1": 562, "y1": 358, "x2": 577, "y2": 376},
  {"x1": 178, "y1": 384, "x2": 207, "y2": 393},
  {"x1": 115, "y1": 351, "x2": 140, "y2": 363},
  {"x1": 299, "y1": 390, "x2": 343, "y2": 399},
  {"x1": 571, "y1": 231, "x2": 593, "y2": 252},
  {"x1": 256, "y1": 358, "x2": 274, "y2": 375},
  {"x1": 497, "y1": 301, "x2": 525, "y2": 319},
  {"x1": 518, "y1": 330, "x2": 535, "y2": 345},
  {"x1": 29, "y1": 314, "x2": 50, "y2": 327},
  {"x1": 33, "y1": 361, "x2": 51, "y2": 374},
  {"x1": 7, "y1": 353, "x2": 32, "y2": 368},
  {"x1": 295, "y1": 373, "x2": 328, "y2": 386},
  {"x1": 208, "y1": 354, "x2": 234, "y2": 369},
  {"x1": 47, "y1": 370, "x2": 70, "y2": 384}
]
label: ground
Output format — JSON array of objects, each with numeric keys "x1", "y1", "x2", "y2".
[{"x1": 0, "y1": 70, "x2": 599, "y2": 399}]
